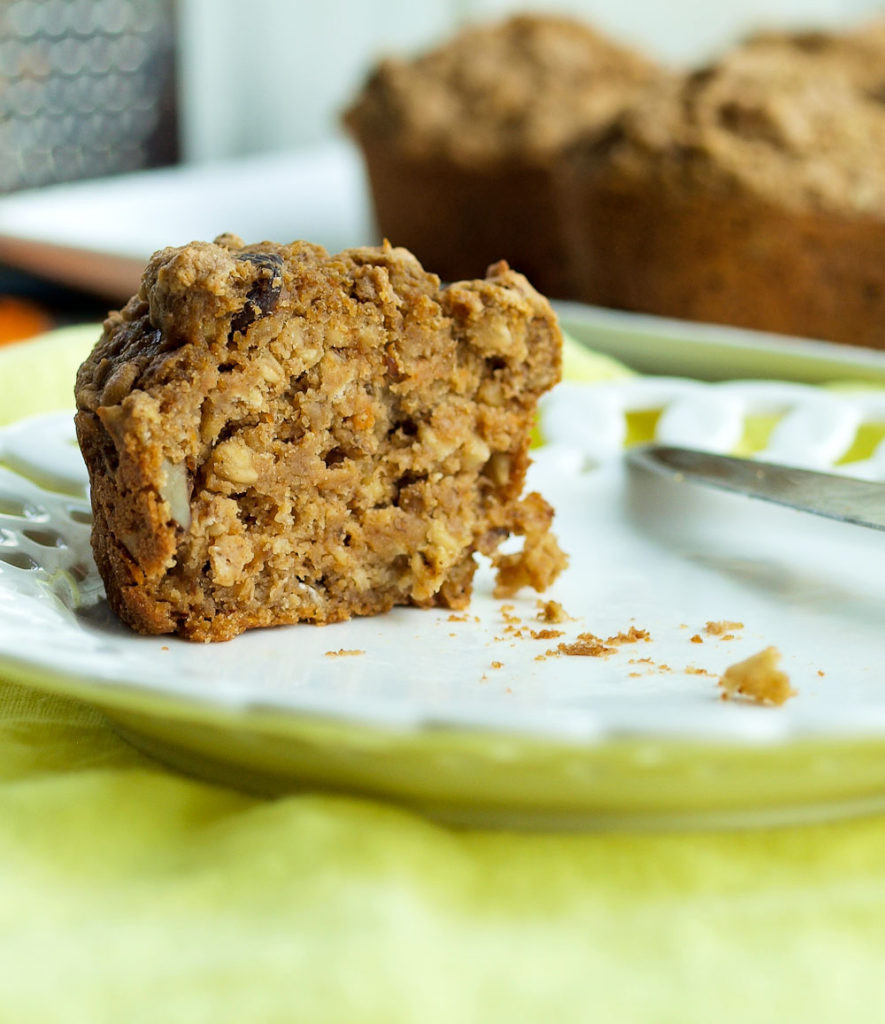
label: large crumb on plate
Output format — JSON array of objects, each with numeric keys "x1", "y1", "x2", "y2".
[{"x1": 718, "y1": 647, "x2": 797, "y2": 706}]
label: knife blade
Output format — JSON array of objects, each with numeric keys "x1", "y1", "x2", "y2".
[{"x1": 627, "y1": 445, "x2": 885, "y2": 532}]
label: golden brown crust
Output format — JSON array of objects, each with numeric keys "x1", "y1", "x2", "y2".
[
  {"x1": 344, "y1": 14, "x2": 657, "y2": 167},
  {"x1": 345, "y1": 14, "x2": 661, "y2": 296},
  {"x1": 560, "y1": 27, "x2": 885, "y2": 346},
  {"x1": 75, "y1": 237, "x2": 565, "y2": 642},
  {"x1": 570, "y1": 41, "x2": 885, "y2": 215}
]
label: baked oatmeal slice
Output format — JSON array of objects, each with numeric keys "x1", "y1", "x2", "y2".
[{"x1": 74, "y1": 236, "x2": 566, "y2": 641}]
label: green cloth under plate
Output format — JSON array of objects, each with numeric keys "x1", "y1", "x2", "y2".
[{"x1": 0, "y1": 326, "x2": 883, "y2": 1023}]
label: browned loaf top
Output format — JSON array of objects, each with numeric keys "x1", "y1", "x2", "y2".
[
  {"x1": 74, "y1": 237, "x2": 566, "y2": 642},
  {"x1": 345, "y1": 13, "x2": 658, "y2": 166}
]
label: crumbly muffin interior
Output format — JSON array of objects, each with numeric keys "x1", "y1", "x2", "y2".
[{"x1": 74, "y1": 237, "x2": 566, "y2": 641}]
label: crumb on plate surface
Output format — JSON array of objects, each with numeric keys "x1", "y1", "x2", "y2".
[
  {"x1": 718, "y1": 646, "x2": 797, "y2": 706},
  {"x1": 536, "y1": 599, "x2": 568, "y2": 623},
  {"x1": 705, "y1": 620, "x2": 744, "y2": 636}
]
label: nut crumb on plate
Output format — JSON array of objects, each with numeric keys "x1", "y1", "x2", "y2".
[{"x1": 718, "y1": 647, "x2": 796, "y2": 706}]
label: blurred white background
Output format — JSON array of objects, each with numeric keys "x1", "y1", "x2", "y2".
[{"x1": 178, "y1": 0, "x2": 885, "y2": 162}]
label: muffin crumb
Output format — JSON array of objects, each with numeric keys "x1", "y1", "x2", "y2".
[
  {"x1": 606, "y1": 626, "x2": 650, "y2": 644},
  {"x1": 551, "y1": 632, "x2": 616, "y2": 657},
  {"x1": 705, "y1": 620, "x2": 744, "y2": 636},
  {"x1": 536, "y1": 599, "x2": 569, "y2": 623},
  {"x1": 719, "y1": 647, "x2": 796, "y2": 706}
]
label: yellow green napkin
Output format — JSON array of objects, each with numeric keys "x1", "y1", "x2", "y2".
[{"x1": 1, "y1": 327, "x2": 884, "y2": 1023}]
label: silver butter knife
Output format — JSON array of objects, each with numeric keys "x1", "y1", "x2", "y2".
[{"x1": 627, "y1": 445, "x2": 885, "y2": 532}]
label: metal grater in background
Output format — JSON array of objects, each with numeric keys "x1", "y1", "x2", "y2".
[{"x1": 0, "y1": 0, "x2": 178, "y2": 193}]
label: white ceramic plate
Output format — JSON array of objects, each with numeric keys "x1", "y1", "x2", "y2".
[
  {"x1": 2, "y1": 140, "x2": 885, "y2": 383},
  {"x1": 4, "y1": 381, "x2": 885, "y2": 830},
  {"x1": 555, "y1": 301, "x2": 885, "y2": 387}
]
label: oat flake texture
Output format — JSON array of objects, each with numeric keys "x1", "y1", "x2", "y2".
[{"x1": 75, "y1": 236, "x2": 566, "y2": 642}]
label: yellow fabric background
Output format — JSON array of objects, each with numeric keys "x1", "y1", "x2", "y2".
[{"x1": 1, "y1": 328, "x2": 884, "y2": 1022}]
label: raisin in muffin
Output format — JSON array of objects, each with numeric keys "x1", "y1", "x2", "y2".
[
  {"x1": 74, "y1": 236, "x2": 566, "y2": 642},
  {"x1": 559, "y1": 28, "x2": 885, "y2": 347},
  {"x1": 344, "y1": 14, "x2": 660, "y2": 297}
]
